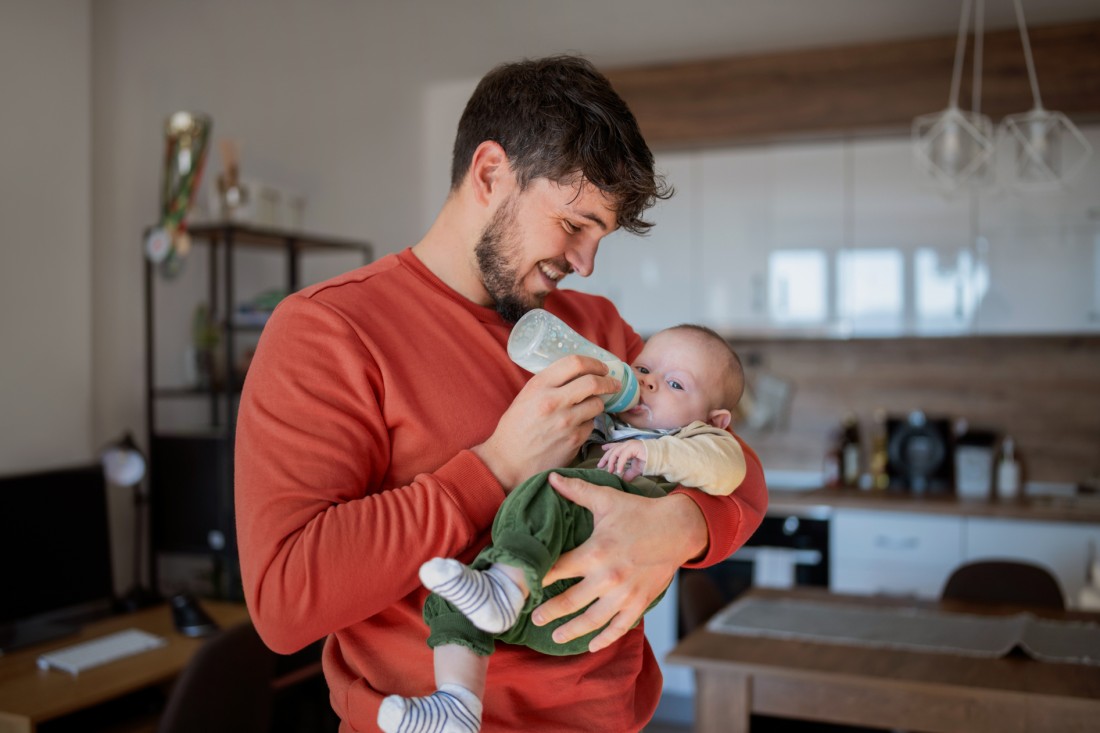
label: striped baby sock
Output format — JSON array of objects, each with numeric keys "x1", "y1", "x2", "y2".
[
  {"x1": 419, "y1": 558, "x2": 525, "y2": 634},
  {"x1": 377, "y1": 683, "x2": 482, "y2": 733}
]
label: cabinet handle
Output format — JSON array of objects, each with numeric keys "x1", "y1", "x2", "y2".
[{"x1": 873, "y1": 535, "x2": 919, "y2": 550}]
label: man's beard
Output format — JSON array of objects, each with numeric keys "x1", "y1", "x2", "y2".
[{"x1": 474, "y1": 197, "x2": 541, "y2": 324}]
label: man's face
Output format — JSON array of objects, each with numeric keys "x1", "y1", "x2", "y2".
[
  {"x1": 616, "y1": 329, "x2": 727, "y2": 431},
  {"x1": 475, "y1": 177, "x2": 618, "y2": 323}
]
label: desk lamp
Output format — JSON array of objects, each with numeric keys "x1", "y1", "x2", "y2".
[{"x1": 102, "y1": 432, "x2": 159, "y2": 611}]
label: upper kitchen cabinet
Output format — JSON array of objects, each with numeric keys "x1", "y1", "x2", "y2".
[
  {"x1": 850, "y1": 139, "x2": 974, "y2": 337},
  {"x1": 700, "y1": 142, "x2": 844, "y2": 336},
  {"x1": 572, "y1": 152, "x2": 699, "y2": 336},
  {"x1": 972, "y1": 125, "x2": 1100, "y2": 335},
  {"x1": 573, "y1": 127, "x2": 1100, "y2": 339}
]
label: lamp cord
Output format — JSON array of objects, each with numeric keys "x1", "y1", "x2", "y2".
[
  {"x1": 972, "y1": 0, "x2": 984, "y2": 115},
  {"x1": 1013, "y1": 0, "x2": 1043, "y2": 110},
  {"x1": 948, "y1": 0, "x2": 973, "y2": 109}
]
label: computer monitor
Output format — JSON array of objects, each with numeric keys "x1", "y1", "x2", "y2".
[{"x1": 0, "y1": 463, "x2": 116, "y2": 652}]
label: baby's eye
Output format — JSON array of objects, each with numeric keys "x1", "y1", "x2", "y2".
[
  {"x1": 635, "y1": 365, "x2": 650, "y2": 374},
  {"x1": 668, "y1": 379, "x2": 684, "y2": 391}
]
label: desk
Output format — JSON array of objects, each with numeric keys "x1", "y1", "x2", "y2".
[
  {"x1": 669, "y1": 588, "x2": 1100, "y2": 733},
  {"x1": 0, "y1": 601, "x2": 249, "y2": 733}
]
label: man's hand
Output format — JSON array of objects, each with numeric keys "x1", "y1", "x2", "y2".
[
  {"x1": 531, "y1": 473, "x2": 708, "y2": 652},
  {"x1": 473, "y1": 356, "x2": 622, "y2": 491},
  {"x1": 598, "y1": 440, "x2": 647, "y2": 482}
]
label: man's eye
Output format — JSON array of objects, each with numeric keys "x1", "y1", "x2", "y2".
[
  {"x1": 563, "y1": 220, "x2": 580, "y2": 234},
  {"x1": 668, "y1": 380, "x2": 684, "y2": 391}
]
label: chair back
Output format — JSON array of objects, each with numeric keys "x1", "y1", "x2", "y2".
[
  {"x1": 941, "y1": 560, "x2": 1065, "y2": 610},
  {"x1": 158, "y1": 621, "x2": 276, "y2": 733}
]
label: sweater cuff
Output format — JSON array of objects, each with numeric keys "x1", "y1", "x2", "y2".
[{"x1": 434, "y1": 449, "x2": 506, "y2": 530}]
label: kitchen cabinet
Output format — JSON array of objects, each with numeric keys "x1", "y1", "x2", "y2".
[
  {"x1": 830, "y1": 509, "x2": 964, "y2": 599},
  {"x1": 973, "y1": 127, "x2": 1100, "y2": 334},
  {"x1": 573, "y1": 126, "x2": 1100, "y2": 339},
  {"x1": 964, "y1": 517, "x2": 1100, "y2": 610},
  {"x1": 699, "y1": 143, "x2": 844, "y2": 334},
  {"x1": 850, "y1": 139, "x2": 975, "y2": 336}
]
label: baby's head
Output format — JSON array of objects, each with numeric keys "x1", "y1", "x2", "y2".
[{"x1": 615, "y1": 324, "x2": 744, "y2": 432}]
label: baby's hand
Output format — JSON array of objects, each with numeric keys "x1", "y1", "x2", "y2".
[{"x1": 598, "y1": 440, "x2": 648, "y2": 482}]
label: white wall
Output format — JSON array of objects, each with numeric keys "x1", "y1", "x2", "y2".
[{"x1": 0, "y1": 2, "x2": 93, "y2": 473}]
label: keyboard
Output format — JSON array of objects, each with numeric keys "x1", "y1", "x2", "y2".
[{"x1": 36, "y1": 628, "x2": 167, "y2": 675}]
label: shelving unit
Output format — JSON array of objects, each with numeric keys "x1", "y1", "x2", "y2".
[{"x1": 143, "y1": 222, "x2": 372, "y2": 599}]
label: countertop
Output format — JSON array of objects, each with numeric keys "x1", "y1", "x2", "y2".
[{"x1": 766, "y1": 487, "x2": 1100, "y2": 524}]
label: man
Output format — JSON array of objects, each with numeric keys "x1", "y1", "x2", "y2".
[{"x1": 236, "y1": 55, "x2": 767, "y2": 732}]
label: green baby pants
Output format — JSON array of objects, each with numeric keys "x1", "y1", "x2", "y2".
[{"x1": 424, "y1": 466, "x2": 667, "y2": 656}]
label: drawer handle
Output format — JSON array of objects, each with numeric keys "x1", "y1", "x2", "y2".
[{"x1": 873, "y1": 535, "x2": 919, "y2": 550}]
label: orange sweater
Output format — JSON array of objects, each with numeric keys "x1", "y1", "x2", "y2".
[{"x1": 235, "y1": 249, "x2": 768, "y2": 732}]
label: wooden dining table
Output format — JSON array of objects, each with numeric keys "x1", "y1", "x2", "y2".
[{"x1": 668, "y1": 587, "x2": 1100, "y2": 733}]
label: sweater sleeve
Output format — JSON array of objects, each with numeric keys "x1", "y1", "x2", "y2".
[
  {"x1": 644, "y1": 425, "x2": 747, "y2": 496},
  {"x1": 235, "y1": 295, "x2": 505, "y2": 654}
]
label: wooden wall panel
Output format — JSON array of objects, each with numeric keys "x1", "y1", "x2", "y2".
[
  {"x1": 733, "y1": 336, "x2": 1100, "y2": 487},
  {"x1": 605, "y1": 21, "x2": 1100, "y2": 148}
]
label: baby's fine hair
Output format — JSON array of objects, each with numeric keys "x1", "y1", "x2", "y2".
[{"x1": 666, "y1": 324, "x2": 745, "y2": 409}]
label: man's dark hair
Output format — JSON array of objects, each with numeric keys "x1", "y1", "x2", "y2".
[{"x1": 451, "y1": 55, "x2": 672, "y2": 234}]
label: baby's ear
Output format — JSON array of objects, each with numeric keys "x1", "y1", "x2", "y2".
[{"x1": 707, "y1": 409, "x2": 732, "y2": 431}]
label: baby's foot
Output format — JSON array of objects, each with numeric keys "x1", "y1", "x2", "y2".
[
  {"x1": 378, "y1": 684, "x2": 482, "y2": 733},
  {"x1": 420, "y1": 558, "x2": 525, "y2": 634}
]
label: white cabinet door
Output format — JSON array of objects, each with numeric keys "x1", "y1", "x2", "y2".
[
  {"x1": 571, "y1": 151, "x2": 698, "y2": 336},
  {"x1": 699, "y1": 142, "x2": 844, "y2": 335},
  {"x1": 831, "y1": 509, "x2": 964, "y2": 599},
  {"x1": 850, "y1": 138, "x2": 974, "y2": 336},
  {"x1": 973, "y1": 126, "x2": 1100, "y2": 335},
  {"x1": 964, "y1": 517, "x2": 1100, "y2": 609}
]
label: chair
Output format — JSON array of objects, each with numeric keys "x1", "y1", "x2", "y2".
[
  {"x1": 941, "y1": 560, "x2": 1065, "y2": 610},
  {"x1": 158, "y1": 621, "x2": 277, "y2": 733},
  {"x1": 678, "y1": 570, "x2": 728, "y2": 636}
]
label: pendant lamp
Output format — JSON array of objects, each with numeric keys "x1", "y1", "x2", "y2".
[
  {"x1": 912, "y1": 0, "x2": 994, "y2": 193},
  {"x1": 999, "y1": 0, "x2": 1092, "y2": 189}
]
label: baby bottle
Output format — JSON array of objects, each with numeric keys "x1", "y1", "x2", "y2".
[{"x1": 507, "y1": 309, "x2": 639, "y2": 413}]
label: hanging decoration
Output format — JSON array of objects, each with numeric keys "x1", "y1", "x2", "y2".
[
  {"x1": 912, "y1": 0, "x2": 1091, "y2": 194},
  {"x1": 998, "y1": 0, "x2": 1092, "y2": 189},
  {"x1": 912, "y1": 0, "x2": 994, "y2": 193},
  {"x1": 145, "y1": 111, "x2": 212, "y2": 277}
]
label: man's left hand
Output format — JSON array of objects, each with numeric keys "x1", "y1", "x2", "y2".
[{"x1": 531, "y1": 473, "x2": 708, "y2": 652}]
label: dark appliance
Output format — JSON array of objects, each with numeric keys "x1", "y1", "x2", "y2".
[
  {"x1": 677, "y1": 507, "x2": 829, "y2": 637},
  {"x1": 0, "y1": 464, "x2": 115, "y2": 652},
  {"x1": 886, "y1": 410, "x2": 954, "y2": 494}
]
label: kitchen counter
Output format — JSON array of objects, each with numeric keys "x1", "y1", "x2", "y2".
[{"x1": 767, "y1": 487, "x2": 1100, "y2": 524}]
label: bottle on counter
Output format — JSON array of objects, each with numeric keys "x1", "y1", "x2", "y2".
[
  {"x1": 840, "y1": 412, "x2": 863, "y2": 489},
  {"x1": 869, "y1": 408, "x2": 889, "y2": 490},
  {"x1": 823, "y1": 427, "x2": 842, "y2": 489},
  {"x1": 995, "y1": 436, "x2": 1022, "y2": 500}
]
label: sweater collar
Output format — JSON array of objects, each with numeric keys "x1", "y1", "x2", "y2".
[{"x1": 397, "y1": 248, "x2": 508, "y2": 326}]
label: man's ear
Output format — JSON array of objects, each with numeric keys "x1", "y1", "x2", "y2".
[
  {"x1": 707, "y1": 408, "x2": 732, "y2": 431},
  {"x1": 467, "y1": 140, "x2": 510, "y2": 207}
]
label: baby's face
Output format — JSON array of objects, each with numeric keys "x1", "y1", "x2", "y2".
[{"x1": 615, "y1": 329, "x2": 727, "y2": 431}]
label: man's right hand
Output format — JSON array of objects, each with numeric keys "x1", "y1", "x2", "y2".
[{"x1": 473, "y1": 355, "x2": 620, "y2": 491}]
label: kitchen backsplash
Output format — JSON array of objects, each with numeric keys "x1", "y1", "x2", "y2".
[{"x1": 732, "y1": 335, "x2": 1100, "y2": 487}]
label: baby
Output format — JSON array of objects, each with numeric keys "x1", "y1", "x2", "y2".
[{"x1": 379, "y1": 323, "x2": 747, "y2": 733}]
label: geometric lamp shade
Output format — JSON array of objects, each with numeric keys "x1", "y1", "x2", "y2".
[
  {"x1": 1001, "y1": 107, "x2": 1093, "y2": 190},
  {"x1": 912, "y1": 106, "x2": 995, "y2": 193}
]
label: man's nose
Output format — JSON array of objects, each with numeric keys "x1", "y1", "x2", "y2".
[{"x1": 565, "y1": 238, "x2": 599, "y2": 278}]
